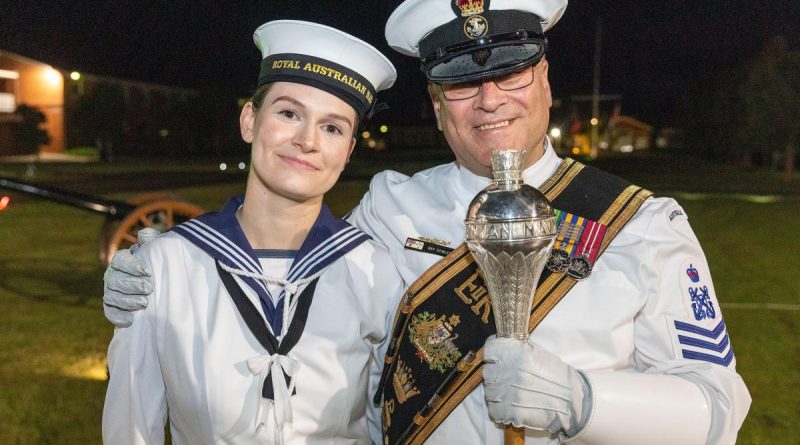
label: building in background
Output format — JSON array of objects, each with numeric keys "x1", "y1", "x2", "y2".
[
  {"x1": 608, "y1": 115, "x2": 652, "y2": 153},
  {"x1": 0, "y1": 51, "x2": 64, "y2": 155},
  {"x1": 1, "y1": 50, "x2": 241, "y2": 160},
  {"x1": 549, "y1": 96, "x2": 655, "y2": 157}
]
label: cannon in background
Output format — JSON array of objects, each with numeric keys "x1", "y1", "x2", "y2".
[{"x1": 0, "y1": 176, "x2": 204, "y2": 265}]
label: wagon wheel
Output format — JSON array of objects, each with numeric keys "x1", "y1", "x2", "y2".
[{"x1": 98, "y1": 199, "x2": 204, "y2": 266}]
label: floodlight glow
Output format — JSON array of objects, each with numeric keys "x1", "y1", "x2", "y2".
[
  {"x1": 238, "y1": 162, "x2": 246, "y2": 170},
  {"x1": 43, "y1": 67, "x2": 61, "y2": 86},
  {"x1": 741, "y1": 195, "x2": 779, "y2": 204},
  {"x1": 550, "y1": 128, "x2": 561, "y2": 138},
  {"x1": 219, "y1": 163, "x2": 227, "y2": 171},
  {"x1": 70, "y1": 71, "x2": 81, "y2": 81},
  {"x1": 379, "y1": 125, "x2": 388, "y2": 133},
  {"x1": 59, "y1": 355, "x2": 108, "y2": 381},
  {"x1": 590, "y1": 118, "x2": 599, "y2": 126},
  {"x1": 361, "y1": 131, "x2": 371, "y2": 139}
]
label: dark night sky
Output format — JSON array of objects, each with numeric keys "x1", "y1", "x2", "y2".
[{"x1": 1, "y1": 1, "x2": 798, "y2": 127}]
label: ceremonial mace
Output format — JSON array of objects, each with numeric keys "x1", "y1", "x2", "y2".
[{"x1": 465, "y1": 149, "x2": 557, "y2": 445}]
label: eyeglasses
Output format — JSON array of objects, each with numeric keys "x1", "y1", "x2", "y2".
[{"x1": 439, "y1": 65, "x2": 535, "y2": 101}]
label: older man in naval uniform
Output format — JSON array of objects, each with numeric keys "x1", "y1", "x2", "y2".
[{"x1": 103, "y1": 1, "x2": 751, "y2": 444}]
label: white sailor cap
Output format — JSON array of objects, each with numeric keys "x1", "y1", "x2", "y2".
[
  {"x1": 385, "y1": 0, "x2": 567, "y2": 83},
  {"x1": 254, "y1": 20, "x2": 397, "y2": 120}
]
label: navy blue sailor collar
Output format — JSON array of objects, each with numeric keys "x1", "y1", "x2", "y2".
[{"x1": 172, "y1": 194, "x2": 371, "y2": 334}]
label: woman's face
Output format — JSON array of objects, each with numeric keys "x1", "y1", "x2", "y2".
[{"x1": 240, "y1": 82, "x2": 357, "y2": 204}]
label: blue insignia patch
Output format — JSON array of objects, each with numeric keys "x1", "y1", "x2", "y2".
[
  {"x1": 680, "y1": 259, "x2": 720, "y2": 322},
  {"x1": 673, "y1": 319, "x2": 734, "y2": 367},
  {"x1": 689, "y1": 285, "x2": 716, "y2": 321}
]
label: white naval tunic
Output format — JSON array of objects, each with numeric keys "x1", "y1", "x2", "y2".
[
  {"x1": 348, "y1": 145, "x2": 751, "y2": 444},
  {"x1": 103, "y1": 232, "x2": 404, "y2": 444}
]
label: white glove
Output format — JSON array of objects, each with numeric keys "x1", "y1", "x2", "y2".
[
  {"x1": 483, "y1": 336, "x2": 592, "y2": 437},
  {"x1": 102, "y1": 228, "x2": 159, "y2": 327}
]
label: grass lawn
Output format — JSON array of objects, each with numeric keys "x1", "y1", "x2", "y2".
[
  {"x1": 679, "y1": 197, "x2": 800, "y2": 444},
  {"x1": 0, "y1": 157, "x2": 798, "y2": 443}
]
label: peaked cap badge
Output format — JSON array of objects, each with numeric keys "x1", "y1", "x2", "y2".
[{"x1": 453, "y1": 0, "x2": 490, "y2": 39}]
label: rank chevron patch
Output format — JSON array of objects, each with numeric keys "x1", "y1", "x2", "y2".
[{"x1": 673, "y1": 319, "x2": 734, "y2": 367}]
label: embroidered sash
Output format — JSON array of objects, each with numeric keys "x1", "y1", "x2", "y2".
[{"x1": 377, "y1": 159, "x2": 653, "y2": 445}]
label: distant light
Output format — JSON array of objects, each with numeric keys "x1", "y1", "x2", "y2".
[
  {"x1": 238, "y1": 162, "x2": 246, "y2": 170},
  {"x1": 158, "y1": 129, "x2": 169, "y2": 138},
  {"x1": 368, "y1": 140, "x2": 377, "y2": 148},
  {"x1": 675, "y1": 192, "x2": 783, "y2": 205},
  {"x1": 0, "y1": 195, "x2": 10, "y2": 211},
  {"x1": 69, "y1": 71, "x2": 81, "y2": 81},
  {"x1": 675, "y1": 193, "x2": 710, "y2": 201},
  {"x1": 619, "y1": 144, "x2": 633, "y2": 153},
  {"x1": 549, "y1": 128, "x2": 561, "y2": 138},
  {"x1": 599, "y1": 141, "x2": 609, "y2": 149},
  {"x1": 43, "y1": 67, "x2": 61, "y2": 86},
  {"x1": 219, "y1": 163, "x2": 227, "y2": 171},
  {"x1": 571, "y1": 147, "x2": 580, "y2": 155},
  {"x1": 361, "y1": 131, "x2": 371, "y2": 139},
  {"x1": 379, "y1": 125, "x2": 389, "y2": 134},
  {"x1": 590, "y1": 117, "x2": 599, "y2": 126}
]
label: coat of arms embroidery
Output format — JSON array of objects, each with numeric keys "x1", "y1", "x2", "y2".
[{"x1": 408, "y1": 312, "x2": 462, "y2": 373}]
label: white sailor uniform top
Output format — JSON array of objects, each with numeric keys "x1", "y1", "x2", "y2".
[
  {"x1": 103, "y1": 195, "x2": 404, "y2": 444},
  {"x1": 347, "y1": 145, "x2": 751, "y2": 444}
]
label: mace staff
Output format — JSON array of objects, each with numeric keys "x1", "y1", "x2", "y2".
[{"x1": 465, "y1": 149, "x2": 557, "y2": 444}]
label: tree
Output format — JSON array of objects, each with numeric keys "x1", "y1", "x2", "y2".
[
  {"x1": 739, "y1": 36, "x2": 800, "y2": 181},
  {"x1": 72, "y1": 82, "x2": 127, "y2": 162},
  {"x1": 14, "y1": 104, "x2": 51, "y2": 167}
]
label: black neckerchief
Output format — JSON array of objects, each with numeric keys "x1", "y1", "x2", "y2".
[{"x1": 216, "y1": 260, "x2": 319, "y2": 399}]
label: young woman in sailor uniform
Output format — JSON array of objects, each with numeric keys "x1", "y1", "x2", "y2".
[{"x1": 102, "y1": 20, "x2": 401, "y2": 445}]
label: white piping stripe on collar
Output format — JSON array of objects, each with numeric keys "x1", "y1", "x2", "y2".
[
  {"x1": 291, "y1": 231, "x2": 363, "y2": 280},
  {"x1": 186, "y1": 220, "x2": 262, "y2": 273},
  {"x1": 183, "y1": 219, "x2": 368, "y2": 302},
  {"x1": 187, "y1": 219, "x2": 362, "y2": 285},
  {"x1": 181, "y1": 220, "x2": 270, "y2": 295},
  {"x1": 289, "y1": 225, "x2": 358, "y2": 275},
  {"x1": 288, "y1": 226, "x2": 362, "y2": 280}
]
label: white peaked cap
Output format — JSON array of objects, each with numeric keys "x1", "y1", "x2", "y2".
[{"x1": 386, "y1": 0, "x2": 567, "y2": 58}]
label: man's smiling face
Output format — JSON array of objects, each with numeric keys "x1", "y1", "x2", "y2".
[{"x1": 429, "y1": 59, "x2": 553, "y2": 177}]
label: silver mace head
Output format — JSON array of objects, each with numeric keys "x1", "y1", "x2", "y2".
[{"x1": 464, "y1": 149, "x2": 557, "y2": 340}]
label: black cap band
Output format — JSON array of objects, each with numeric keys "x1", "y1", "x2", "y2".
[{"x1": 258, "y1": 53, "x2": 377, "y2": 120}]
